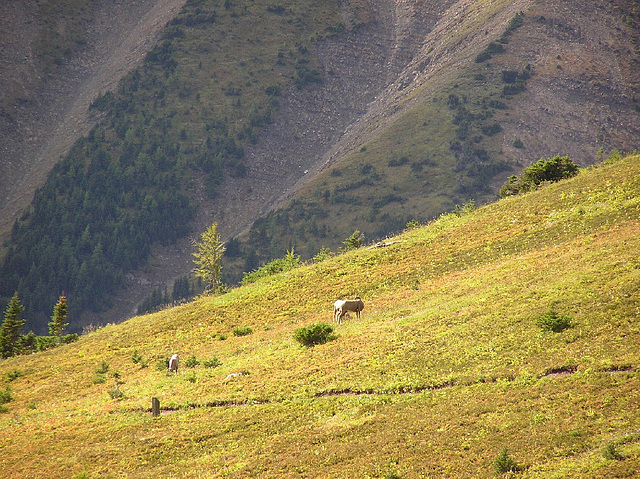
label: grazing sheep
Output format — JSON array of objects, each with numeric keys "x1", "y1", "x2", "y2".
[
  {"x1": 223, "y1": 371, "x2": 247, "y2": 382},
  {"x1": 333, "y1": 297, "x2": 364, "y2": 324},
  {"x1": 168, "y1": 353, "x2": 179, "y2": 373}
]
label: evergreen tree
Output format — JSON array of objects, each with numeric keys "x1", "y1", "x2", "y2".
[
  {"x1": 343, "y1": 230, "x2": 365, "y2": 250},
  {"x1": 193, "y1": 222, "x2": 226, "y2": 291},
  {"x1": 0, "y1": 292, "x2": 26, "y2": 358},
  {"x1": 48, "y1": 294, "x2": 69, "y2": 343}
]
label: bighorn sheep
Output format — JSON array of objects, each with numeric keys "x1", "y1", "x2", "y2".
[
  {"x1": 168, "y1": 353, "x2": 179, "y2": 373},
  {"x1": 333, "y1": 297, "x2": 364, "y2": 324}
]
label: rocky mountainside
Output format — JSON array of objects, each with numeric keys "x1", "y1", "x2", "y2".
[
  {"x1": 0, "y1": 0, "x2": 638, "y2": 331},
  {"x1": 0, "y1": 0, "x2": 188, "y2": 238}
]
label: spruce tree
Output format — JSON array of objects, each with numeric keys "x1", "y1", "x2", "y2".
[
  {"x1": 343, "y1": 230, "x2": 364, "y2": 250},
  {"x1": 193, "y1": 222, "x2": 226, "y2": 291},
  {"x1": 48, "y1": 294, "x2": 69, "y2": 343},
  {"x1": 0, "y1": 292, "x2": 26, "y2": 358}
]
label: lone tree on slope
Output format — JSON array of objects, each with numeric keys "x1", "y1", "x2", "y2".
[
  {"x1": 48, "y1": 294, "x2": 69, "y2": 344},
  {"x1": 0, "y1": 292, "x2": 26, "y2": 358},
  {"x1": 193, "y1": 222, "x2": 226, "y2": 292}
]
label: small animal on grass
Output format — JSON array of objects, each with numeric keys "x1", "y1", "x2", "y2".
[
  {"x1": 333, "y1": 296, "x2": 364, "y2": 324},
  {"x1": 168, "y1": 353, "x2": 179, "y2": 373},
  {"x1": 223, "y1": 371, "x2": 246, "y2": 382}
]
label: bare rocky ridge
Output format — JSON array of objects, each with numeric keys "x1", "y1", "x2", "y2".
[{"x1": 1, "y1": 0, "x2": 638, "y2": 325}]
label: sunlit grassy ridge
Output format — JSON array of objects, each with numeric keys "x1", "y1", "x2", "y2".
[{"x1": 1, "y1": 154, "x2": 639, "y2": 477}]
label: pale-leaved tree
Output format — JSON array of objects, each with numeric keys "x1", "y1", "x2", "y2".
[{"x1": 193, "y1": 223, "x2": 226, "y2": 292}]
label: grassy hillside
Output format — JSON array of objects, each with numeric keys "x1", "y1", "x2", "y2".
[{"x1": 1, "y1": 154, "x2": 639, "y2": 477}]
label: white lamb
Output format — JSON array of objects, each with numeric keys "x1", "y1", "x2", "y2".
[{"x1": 168, "y1": 353, "x2": 179, "y2": 373}]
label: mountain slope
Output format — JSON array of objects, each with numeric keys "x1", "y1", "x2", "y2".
[
  {"x1": 0, "y1": 0, "x2": 188, "y2": 238},
  {"x1": 0, "y1": 154, "x2": 639, "y2": 477},
  {"x1": 224, "y1": 0, "x2": 640, "y2": 280},
  {"x1": 1, "y1": 0, "x2": 639, "y2": 331}
]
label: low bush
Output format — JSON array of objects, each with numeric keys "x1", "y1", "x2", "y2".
[
  {"x1": 61, "y1": 333, "x2": 79, "y2": 344},
  {"x1": 500, "y1": 155, "x2": 579, "y2": 197},
  {"x1": 184, "y1": 355, "x2": 200, "y2": 368},
  {"x1": 131, "y1": 350, "x2": 144, "y2": 364},
  {"x1": 156, "y1": 356, "x2": 170, "y2": 371},
  {"x1": 6, "y1": 369, "x2": 22, "y2": 381},
  {"x1": 241, "y1": 249, "x2": 302, "y2": 285},
  {"x1": 313, "y1": 247, "x2": 333, "y2": 263},
  {"x1": 494, "y1": 448, "x2": 520, "y2": 474},
  {"x1": 108, "y1": 386, "x2": 124, "y2": 400},
  {"x1": 203, "y1": 357, "x2": 222, "y2": 368},
  {"x1": 602, "y1": 442, "x2": 624, "y2": 460},
  {"x1": 95, "y1": 361, "x2": 110, "y2": 374},
  {"x1": 294, "y1": 323, "x2": 337, "y2": 347},
  {"x1": 233, "y1": 327, "x2": 253, "y2": 337},
  {"x1": 0, "y1": 387, "x2": 12, "y2": 405},
  {"x1": 343, "y1": 230, "x2": 365, "y2": 250},
  {"x1": 35, "y1": 336, "x2": 57, "y2": 351},
  {"x1": 405, "y1": 219, "x2": 421, "y2": 230},
  {"x1": 475, "y1": 42, "x2": 504, "y2": 62},
  {"x1": 536, "y1": 309, "x2": 572, "y2": 333}
]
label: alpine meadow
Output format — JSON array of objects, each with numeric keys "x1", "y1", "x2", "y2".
[
  {"x1": 0, "y1": 0, "x2": 639, "y2": 476},
  {"x1": 0, "y1": 154, "x2": 639, "y2": 477}
]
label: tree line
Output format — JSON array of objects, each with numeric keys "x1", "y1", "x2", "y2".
[{"x1": 1, "y1": 292, "x2": 76, "y2": 359}]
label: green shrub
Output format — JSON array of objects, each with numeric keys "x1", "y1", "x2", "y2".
[
  {"x1": 233, "y1": 327, "x2": 253, "y2": 337},
  {"x1": 6, "y1": 369, "x2": 22, "y2": 381},
  {"x1": 95, "y1": 361, "x2": 110, "y2": 374},
  {"x1": 494, "y1": 448, "x2": 520, "y2": 474},
  {"x1": 35, "y1": 335, "x2": 57, "y2": 352},
  {"x1": 343, "y1": 230, "x2": 365, "y2": 250},
  {"x1": 108, "y1": 386, "x2": 124, "y2": 400},
  {"x1": 604, "y1": 149, "x2": 625, "y2": 165},
  {"x1": 203, "y1": 357, "x2": 222, "y2": 368},
  {"x1": 0, "y1": 387, "x2": 12, "y2": 405},
  {"x1": 602, "y1": 442, "x2": 624, "y2": 460},
  {"x1": 475, "y1": 42, "x2": 504, "y2": 62},
  {"x1": 131, "y1": 349, "x2": 143, "y2": 364},
  {"x1": 313, "y1": 247, "x2": 333, "y2": 263},
  {"x1": 294, "y1": 65, "x2": 322, "y2": 88},
  {"x1": 294, "y1": 323, "x2": 337, "y2": 347},
  {"x1": 500, "y1": 155, "x2": 579, "y2": 197},
  {"x1": 184, "y1": 355, "x2": 200, "y2": 368},
  {"x1": 452, "y1": 200, "x2": 476, "y2": 217},
  {"x1": 61, "y1": 333, "x2": 79, "y2": 344},
  {"x1": 241, "y1": 249, "x2": 302, "y2": 285},
  {"x1": 405, "y1": 219, "x2": 421, "y2": 230},
  {"x1": 536, "y1": 309, "x2": 572, "y2": 333},
  {"x1": 156, "y1": 356, "x2": 170, "y2": 371}
]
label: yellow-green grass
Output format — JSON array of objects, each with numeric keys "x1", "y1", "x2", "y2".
[{"x1": 1, "y1": 155, "x2": 639, "y2": 478}]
